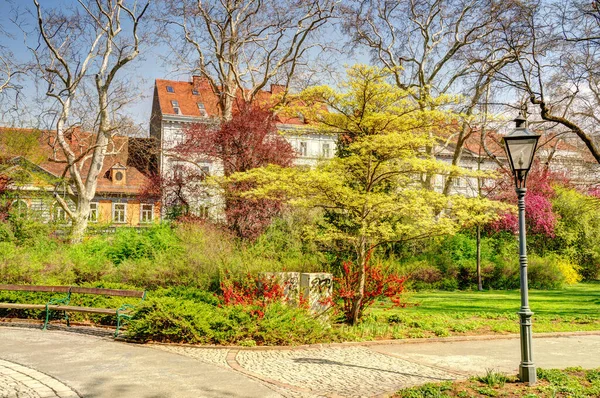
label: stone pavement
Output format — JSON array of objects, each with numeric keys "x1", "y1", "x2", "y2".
[{"x1": 1, "y1": 324, "x2": 600, "y2": 398}]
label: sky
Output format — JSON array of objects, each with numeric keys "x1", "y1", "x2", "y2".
[
  {"x1": 0, "y1": 0, "x2": 195, "y2": 134},
  {"x1": 0, "y1": 0, "x2": 359, "y2": 136}
]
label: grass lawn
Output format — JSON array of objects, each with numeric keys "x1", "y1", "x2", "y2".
[
  {"x1": 395, "y1": 368, "x2": 600, "y2": 397},
  {"x1": 341, "y1": 283, "x2": 600, "y2": 340}
]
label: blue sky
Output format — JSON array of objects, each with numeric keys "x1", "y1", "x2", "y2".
[
  {"x1": 0, "y1": 1, "x2": 363, "y2": 134},
  {"x1": 0, "y1": 0, "x2": 187, "y2": 132}
]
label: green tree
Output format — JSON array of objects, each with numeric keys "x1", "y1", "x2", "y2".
[
  {"x1": 552, "y1": 187, "x2": 600, "y2": 280},
  {"x1": 230, "y1": 66, "x2": 507, "y2": 324}
]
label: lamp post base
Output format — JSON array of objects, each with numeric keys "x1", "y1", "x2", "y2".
[
  {"x1": 518, "y1": 308, "x2": 536, "y2": 385},
  {"x1": 519, "y1": 363, "x2": 537, "y2": 385}
]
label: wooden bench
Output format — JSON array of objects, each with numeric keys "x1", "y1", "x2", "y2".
[{"x1": 0, "y1": 285, "x2": 146, "y2": 337}]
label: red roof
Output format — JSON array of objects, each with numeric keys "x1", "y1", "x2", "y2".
[
  {"x1": 0, "y1": 127, "x2": 154, "y2": 196},
  {"x1": 155, "y1": 77, "x2": 307, "y2": 125}
]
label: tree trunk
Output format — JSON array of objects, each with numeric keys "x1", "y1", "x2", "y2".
[
  {"x1": 350, "y1": 238, "x2": 368, "y2": 325},
  {"x1": 476, "y1": 224, "x2": 482, "y2": 291},
  {"x1": 70, "y1": 203, "x2": 89, "y2": 244}
]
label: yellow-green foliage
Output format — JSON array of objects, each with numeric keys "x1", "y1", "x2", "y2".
[
  {"x1": 557, "y1": 258, "x2": 582, "y2": 285},
  {"x1": 229, "y1": 65, "x2": 509, "y2": 263}
]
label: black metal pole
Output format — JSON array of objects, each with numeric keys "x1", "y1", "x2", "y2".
[{"x1": 517, "y1": 187, "x2": 536, "y2": 384}]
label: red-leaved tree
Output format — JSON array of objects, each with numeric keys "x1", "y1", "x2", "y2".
[
  {"x1": 0, "y1": 174, "x2": 10, "y2": 221},
  {"x1": 175, "y1": 104, "x2": 296, "y2": 240},
  {"x1": 487, "y1": 164, "x2": 565, "y2": 237}
]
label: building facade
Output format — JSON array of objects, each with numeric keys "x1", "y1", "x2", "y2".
[{"x1": 149, "y1": 76, "x2": 337, "y2": 217}]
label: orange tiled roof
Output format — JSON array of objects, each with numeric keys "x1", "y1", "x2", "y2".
[
  {"x1": 0, "y1": 126, "x2": 154, "y2": 196},
  {"x1": 155, "y1": 77, "x2": 307, "y2": 125}
]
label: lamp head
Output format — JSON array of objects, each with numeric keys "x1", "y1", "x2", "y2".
[{"x1": 502, "y1": 115, "x2": 540, "y2": 188}]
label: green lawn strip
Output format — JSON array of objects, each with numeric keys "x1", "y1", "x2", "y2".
[
  {"x1": 345, "y1": 283, "x2": 600, "y2": 340},
  {"x1": 395, "y1": 367, "x2": 600, "y2": 397}
]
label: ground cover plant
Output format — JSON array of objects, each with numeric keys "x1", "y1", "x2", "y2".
[{"x1": 395, "y1": 367, "x2": 600, "y2": 397}]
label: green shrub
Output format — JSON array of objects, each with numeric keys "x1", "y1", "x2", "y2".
[
  {"x1": 528, "y1": 254, "x2": 565, "y2": 290},
  {"x1": 127, "y1": 296, "x2": 338, "y2": 345}
]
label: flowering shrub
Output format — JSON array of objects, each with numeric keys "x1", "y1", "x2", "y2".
[
  {"x1": 335, "y1": 259, "x2": 407, "y2": 324},
  {"x1": 220, "y1": 272, "x2": 287, "y2": 318},
  {"x1": 488, "y1": 165, "x2": 559, "y2": 237}
]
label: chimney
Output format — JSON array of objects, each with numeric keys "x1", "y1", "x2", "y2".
[
  {"x1": 270, "y1": 84, "x2": 286, "y2": 95},
  {"x1": 192, "y1": 75, "x2": 211, "y2": 92}
]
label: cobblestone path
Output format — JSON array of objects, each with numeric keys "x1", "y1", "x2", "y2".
[
  {"x1": 156, "y1": 345, "x2": 460, "y2": 397},
  {"x1": 0, "y1": 359, "x2": 80, "y2": 398}
]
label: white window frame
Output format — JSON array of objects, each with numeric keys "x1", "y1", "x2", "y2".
[
  {"x1": 322, "y1": 143, "x2": 331, "y2": 158},
  {"x1": 53, "y1": 202, "x2": 68, "y2": 222},
  {"x1": 140, "y1": 204, "x2": 154, "y2": 223},
  {"x1": 299, "y1": 141, "x2": 308, "y2": 157},
  {"x1": 198, "y1": 205, "x2": 209, "y2": 219},
  {"x1": 171, "y1": 100, "x2": 180, "y2": 114},
  {"x1": 200, "y1": 165, "x2": 210, "y2": 181},
  {"x1": 112, "y1": 203, "x2": 127, "y2": 224},
  {"x1": 197, "y1": 102, "x2": 207, "y2": 117},
  {"x1": 89, "y1": 202, "x2": 99, "y2": 222},
  {"x1": 11, "y1": 199, "x2": 28, "y2": 215}
]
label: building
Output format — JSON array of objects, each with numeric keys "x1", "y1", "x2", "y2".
[
  {"x1": 0, "y1": 128, "x2": 160, "y2": 227},
  {"x1": 149, "y1": 76, "x2": 337, "y2": 216}
]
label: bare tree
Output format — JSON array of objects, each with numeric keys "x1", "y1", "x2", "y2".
[
  {"x1": 0, "y1": 24, "x2": 29, "y2": 123},
  {"x1": 32, "y1": 0, "x2": 149, "y2": 243},
  {"x1": 497, "y1": 0, "x2": 600, "y2": 164},
  {"x1": 342, "y1": 0, "x2": 522, "y2": 189},
  {"x1": 159, "y1": 0, "x2": 337, "y2": 120}
]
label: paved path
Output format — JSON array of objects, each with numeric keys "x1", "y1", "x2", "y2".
[{"x1": 1, "y1": 325, "x2": 600, "y2": 398}]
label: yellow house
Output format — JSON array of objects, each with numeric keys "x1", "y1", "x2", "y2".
[{"x1": 1, "y1": 128, "x2": 161, "y2": 227}]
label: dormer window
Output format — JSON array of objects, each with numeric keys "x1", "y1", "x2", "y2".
[
  {"x1": 171, "y1": 100, "x2": 180, "y2": 114},
  {"x1": 166, "y1": 86, "x2": 174, "y2": 93},
  {"x1": 198, "y1": 103, "x2": 207, "y2": 117},
  {"x1": 192, "y1": 89, "x2": 199, "y2": 95},
  {"x1": 110, "y1": 163, "x2": 127, "y2": 185}
]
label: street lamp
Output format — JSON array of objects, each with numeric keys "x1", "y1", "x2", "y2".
[{"x1": 502, "y1": 114, "x2": 540, "y2": 385}]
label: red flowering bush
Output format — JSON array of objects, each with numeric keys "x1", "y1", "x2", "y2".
[
  {"x1": 220, "y1": 272, "x2": 287, "y2": 318},
  {"x1": 335, "y1": 259, "x2": 407, "y2": 324},
  {"x1": 488, "y1": 165, "x2": 561, "y2": 237}
]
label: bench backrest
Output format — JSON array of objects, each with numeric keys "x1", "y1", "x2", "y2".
[
  {"x1": 0, "y1": 284, "x2": 145, "y2": 298},
  {"x1": 0, "y1": 285, "x2": 71, "y2": 293},
  {"x1": 69, "y1": 287, "x2": 145, "y2": 298}
]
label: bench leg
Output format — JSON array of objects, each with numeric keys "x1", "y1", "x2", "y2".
[
  {"x1": 64, "y1": 311, "x2": 70, "y2": 327},
  {"x1": 43, "y1": 304, "x2": 50, "y2": 331},
  {"x1": 115, "y1": 313, "x2": 122, "y2": 338}
]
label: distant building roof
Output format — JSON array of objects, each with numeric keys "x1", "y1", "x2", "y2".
[
  {"x1": 154, "y1": 76, "x2": 308, "y2": 125},
  {"x1": 0, "y1": 126, "x2": 156, "y2": 196}
]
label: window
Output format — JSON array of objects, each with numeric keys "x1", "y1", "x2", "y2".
[
  {"x1": 89, "y1": 202, "x2": 98, "y2": 222},
  {"x1": 171, "y1": 100, "x2": 180, "y2": 114},
  {"x1": 197, "y1": 102, "x2": 207, "y2": 117},
  {"x1": 192, "y1": 89, "x2": 199, "y2": 95},
  {"x1": 11, "y1": 199, "x2": 28, "y2": 216},
  {"x1": 299, "y1": 141, "x2": 308, "y2": 157},
  {"x1": 113, "y1": 203, "x2": 127, "y2": 224},
  {"x1": 115, "y1": 171, "x2": 124, "y2": 181},
  {"x1": 173, "y1": 164, "x2": 185, "y2": 180},
  {"x1": 140, "y1": 204, "x2": 154, "y2": 223},
  {"x1": 53, "y1": 202, "x2": 68, "y2": 222},
  {"x1": 198, "y1": 205, "x2": 209, "y2": 219},
  {"x1": 166, "y1": 86, "x2": 174, "y2": 93},
  {"x1": 453, "y1": 178, "x2": 466, "y2": 187},
  {"x1": 200, "y1": 165, "x2": 210, "y2": 181},
  {"x1": 322, "y1": 143, "x2": 331, "y2": 158}
]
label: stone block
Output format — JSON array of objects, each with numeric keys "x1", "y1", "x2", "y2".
[{"x1": 300, "y1": 272, "x2": 333, "y2": 315}]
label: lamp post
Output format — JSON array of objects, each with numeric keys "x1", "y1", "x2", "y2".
[{"x1": 502, "y1": 114, "x2": 540, "y2": 385}]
